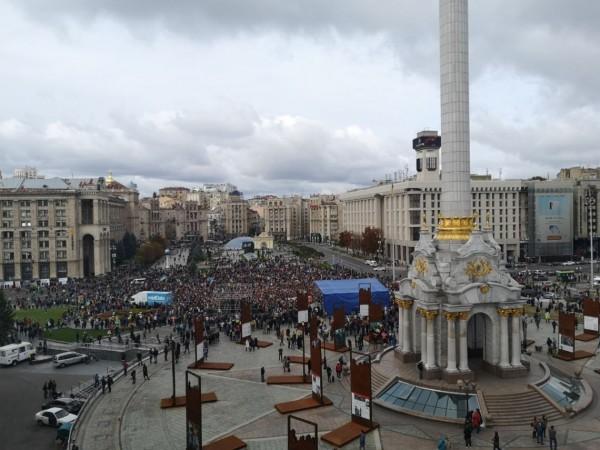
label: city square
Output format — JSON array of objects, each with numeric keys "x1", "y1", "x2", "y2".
[{"x1": 2, "y1": 1, "x2": 600, "y2": 450}]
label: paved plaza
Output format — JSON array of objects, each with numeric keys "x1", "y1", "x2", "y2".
[{"x1": 72, "y1": 316, "x2": 600, "y2": 450}]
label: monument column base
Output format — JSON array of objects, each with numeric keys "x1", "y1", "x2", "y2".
[
  {"x1": 422, "y1": 366, "x2": 442, "y2": 380},
  {"x1": 497, "y1": 364, "x2": 528, "y2": 379},
  {"x1": 394, "y1": 349, "x2": 420, "y2": 363},
  {"x1": 442, "y1": 369, "x2": 463, "y2": 384}
]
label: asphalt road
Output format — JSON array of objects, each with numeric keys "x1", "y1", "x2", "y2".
[{"x1": 0, "y1": 358, "x2": 122, "y2": 450}]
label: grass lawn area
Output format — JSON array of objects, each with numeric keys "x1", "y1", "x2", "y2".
[
  {"x1": 14, "y1": 306, "x2": 71, "y2": 324},
  {"x1": 44, "y1": 327, "x2": 107, "y2": 343}
]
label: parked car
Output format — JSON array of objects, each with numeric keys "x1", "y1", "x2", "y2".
[
  {"x1": 35, "y1": 407, "x2": 77, "y2": 427},
  {"x1": 543, "y1": 292, "x2": 557, "y2": 299},
  {"x1": 365, "y1": 260, "x2": 378, "y2": 267},
  {"x1": 373, "y1": 266, "x2": 387, "y2": 272},
  {"x1": 562, "y1": 261, "x2": 576, "y2": 266},
  {"x1": 42, "y1": 398, "x2": 83, "y2": 415},
  {"x1": 53, "y1": 352, "x2": 89, "y2": 368}
]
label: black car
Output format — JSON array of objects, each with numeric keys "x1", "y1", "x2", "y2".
[{"x1": 41, "y1": 398, "x2": 83, "y2": 415}]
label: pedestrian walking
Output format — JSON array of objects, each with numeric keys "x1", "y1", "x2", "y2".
[
  {"x1": 101, "y1": 376, "x2": 106, "y2": 394},
  {"x1": 107, "y1": 375, "x2": 113, "y2": 393},
  {"x1": 260, "y1": 366, "x2": 265, "y2": 382},
  {"x1": 143, "y1": 363, "x2": 150, "y2": 381},
  {"x1": 549, "y1": 425, "x2": 557, "y2": 450},
  {"x1": 437, "y1": 435, "x2": 447, "y2": 450},
  {"x1": 245, "y1": 338, "x2": 250, "y2": 352},
  {"x1": 535, "y1": 418, "x2": 544, "y2": 445},
  {"x1": 326, "y1": 366, "x2": 333, "y2": 383},
  {"x1": 492, "y1": 431, "x2": 501, "y2": 450},
  {"x1": 335, "y1": 361, "x2": 342, "y2": 379},
  {"x1": 359, "y1": 431, "x2": 366, "y2": 450},
  {"x1": 131, "y1": 369, "x2": 136, "y2": 385},
  {"x1": 464, "y1": 420, "x2": 473, "y2": 447},
  {"x1": 278, "y1": 347, "x2": 283, "y2": 361},
  {"x1": 123, "y1": 360, "x2": 128, "y2": 376},
  {"x1": 472, "y1": 408, "x2": 482, "y2": 434},
  {"x1": 94, "y1": 373, "x2": 100, "y2": 388}
]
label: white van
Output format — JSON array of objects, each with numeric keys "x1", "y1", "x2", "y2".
[{"x1": 0, "y1": 342, "x2": 36, "y2": 366}]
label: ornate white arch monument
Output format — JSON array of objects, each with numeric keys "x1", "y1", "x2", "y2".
[{"x1": 394, "y1": 0, "x2": 527, "y2": 382}]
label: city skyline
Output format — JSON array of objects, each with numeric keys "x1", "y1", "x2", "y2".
[{"x1": 1, "y1": 1, "x2": 599, "y2": 197}]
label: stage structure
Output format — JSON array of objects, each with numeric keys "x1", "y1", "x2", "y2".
[
  {"x1": 314, "y1": 278, "x2": 390, "y2": 315},
  {"x1": 321, "y1": 350, "x2": 378, "y2": 447},
  {"x1": 394, "y1": 0, "x2": 527, "y2": 381},
  {"x1": 287, "y1": 416, "x2": 318, "y2": 450}
]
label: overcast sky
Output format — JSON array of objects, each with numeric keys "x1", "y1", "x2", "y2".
[{"x1": 1, "y1": 1, "x2": 599, "y2": 197}]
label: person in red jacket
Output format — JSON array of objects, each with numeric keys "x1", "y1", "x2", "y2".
[{"x1": 472, "y1": 408, "x2": 482, "y2": 434}]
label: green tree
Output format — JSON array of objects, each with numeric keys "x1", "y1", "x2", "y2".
[
  {"x1": 338, "y1": 231, "x2": 352, "y2": 252},
  {"x1": 361, "y1": 227, "x2": 383, "y2": 256},
  {"x1": 0, "y1": 290, "x2": 15, "y2": 345},
  {"x1": 135, "y1": 235, "x2": 167, "y2": 267}
]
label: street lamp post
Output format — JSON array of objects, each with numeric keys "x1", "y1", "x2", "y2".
[{"x1": 585, "y1": 192, "x2": 596, "y2": 293}]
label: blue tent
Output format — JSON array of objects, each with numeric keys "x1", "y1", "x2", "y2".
[{"x1": 314, "y1": 278, "x2": 390, "y2": 315}]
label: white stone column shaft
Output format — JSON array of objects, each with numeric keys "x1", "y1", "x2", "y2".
[
  {"x1": 440, "y1": 0, "x2": 471, "y2": 217},
  {"x1": 402, "y1": 306, "x2": 411, "y2": 353},
  {"x1": 446, "y1": 316, "x2": 457, "y2": 372},
  {"x1": 499, "y1": 313, "x2": 510, "y2": 367},
  {"x1": 420, "y1": 315, "x2": 427, "y2": 362},
  {"x1": 511, "y1": 315, "x2": 522, "y2": 367},
  {"x1": 397, "y1": 306, "x2": 404, "y2": 350},
  {"x1": 426, "y1": 317, "x2": 436, "y2": 369},
  {"x1": 458, "y1": 316, "x2": 469, "y2": 371}
]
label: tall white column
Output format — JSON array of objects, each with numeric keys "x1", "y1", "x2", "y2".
[
  {"x1": 499, "y1": 311, "x2": 510, "y2": 367},
  {"x1": 402, "y1": 304, "x2": 411, "y2": 353},
  {"x1": 420, "y1": 314, "x2": 427, "y2": 362},
  {"x1": 458, "y1": 314, "x2": 469, "y2": 371},
  {"x1": 397, "y1": 305, "x2": 404, "y2": 350},
  {"x1": 511, "y1": 313, "x2": 522, "y2": 367},
  {"x1": 425, "y1": 313, "x2": 437, "y2": 369},
  {"x1": 446, "y1": 313, "x2": 458, "y2": 372},
  {"x1": 440, "y1": 0, "x2": 471, "y2": 217}
]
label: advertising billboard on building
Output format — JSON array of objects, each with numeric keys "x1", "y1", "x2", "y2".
[{"x1": 535, "y1": 194, "x2": 572, "y2": 243}]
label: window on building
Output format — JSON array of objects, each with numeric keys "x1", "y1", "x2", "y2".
[
  {"x1": 1, "y1": 200, "x2": 13, "y2": 207},
  {"x1": 56, "y1": 261, "x2": 68, "y2": 277},
  {"x1": 1, "y1": 231, "x2": 13, "y2": 239},
  {"x1": 39, "y1": 240, "x2": 49, "y2": 248},
  {"x1": 38, "y1": 220, "x2": 48, "y2": 228},
  {"x1": 38, "y1": 230, "x2": 49, "y2": 238},
  {"x1": 56, "y1": 250, "x2": 67, "y2": 259},
  {"x1": 3, "y1": 252, "x2": 14, "y2": 261},
  {"x1": 426, "y1": 157, "x2": 437, "y2": 171},
  {"x1": 54, "y1": 200, "x2": 67, "y2": 207},
  {"x1": 37, "y1": 200, "x2": 48, "y2": 207},
  {"x1": 19, "y1": 200, "x2": 30, "y2": 207},
  {"x1": 20, "y1": 220, "x2": 32, "y2": 227},
  {"x1": 2, "y1": 210, "x2": 13, "y2": 219},
  {"x1": 38, "y1": 209, "x2": 48, "y2": 218},
  {"x1": 21, "y1": 251, "x2": 32, "y2": 261},
  {"x1": 56, "y1": 209, "x2": 66, "y2": 218},
  {"x1": 55, "y1": 220, "x2": 67, "y2": 227},
  {"x1": 2, "y1": 241, "x2": 13, "y2": 250},
  {"x1": 39, "y1": 251, "x2": 49, "y2": 261},
  {"x1": 416, "y1": 158, "x2": 423, "y2": 172}
]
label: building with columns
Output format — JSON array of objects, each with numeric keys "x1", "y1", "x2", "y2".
[
  {"x1": 0, "y1": 175, "x2": 129, "y2": 281},
  {"x1": 393, "y1": 0, "x2": 527, "y2": 382}
]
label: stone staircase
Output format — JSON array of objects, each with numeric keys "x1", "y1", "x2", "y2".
[
  {"x1": 372, "y1": 369, "x2": 391, "y2": 394},
  {"x1": 484, "y1": 389, "x2": 563, "y2": 427}
]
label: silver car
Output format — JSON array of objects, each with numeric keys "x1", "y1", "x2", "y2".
[{"x1": 53, "y1": 352, "x2": 89, "y2": 368}]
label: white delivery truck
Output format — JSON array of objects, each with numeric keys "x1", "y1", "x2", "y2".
[{"x1": 0, "y1": 341, "x2": 36, "y2": 366}]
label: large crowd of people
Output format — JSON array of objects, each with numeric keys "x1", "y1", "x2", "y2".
[{"x1": 8, "y1": 246, "x2": 398, "y2": 347}]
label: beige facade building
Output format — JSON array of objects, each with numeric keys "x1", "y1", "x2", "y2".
[
  {"x1": 0, "y1": 176, "x2": 131, "y2": 281},
  {"x1": 308, "y1": 194, "x2": 340, "y2": 243},
  {"x1": 264, "y1": 196, "x2": 309, "y2": 241},
  {"x1": 223, "y1": 191, "x2": 250, "y2": 238},
  {"x1": 138, "y1": 197, "x2": 207, "y2": 242}
]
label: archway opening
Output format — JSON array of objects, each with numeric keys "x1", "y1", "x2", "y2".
[
  {"x1": 467, "y1": 313, "x2": 493, "y2": 370},
  {"x1": 83, "y1": 234, "x2": 95, "y2": 277}
]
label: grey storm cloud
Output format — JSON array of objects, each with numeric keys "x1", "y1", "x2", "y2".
[{"x1": 3, "y1": 0, "x2": 600, "y2": 194}]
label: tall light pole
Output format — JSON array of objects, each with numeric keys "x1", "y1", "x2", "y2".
[
  {"x1": 585, "y1": 192, "x2": 596, "y2": 292},
  {"x1": 391, "y1": 184, "x2": 396, "y2": 283}
]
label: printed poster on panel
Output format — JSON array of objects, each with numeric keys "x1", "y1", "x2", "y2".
[
  {"x1": 351, "y1": 392, "x2": 370, "y2": 420},
  {"x1": 584, "y1": 316, "x2": 599, "y2": 332},
  {"x1": 535, "y1": 194, "x2": 572, "y2": 243},
  {"x1": 242, "y1": 322, "x2": 251, "y2": 338},
  {"x1": 559, "y1": 333, "x2": 574, "y2": 353},
  {"x1": 311, "y1": 374, "x2": 321, "y2": 397},
  {"x1": 298, "y1": 310, "x2": 308, "y2": 324},
  {"x1": 360, "y1": 304, "x2": 369, "y2": 318}
]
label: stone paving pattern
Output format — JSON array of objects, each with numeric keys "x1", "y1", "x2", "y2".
[{"x1": 76, "y1": 319, "x2": 600, "y2": 449}]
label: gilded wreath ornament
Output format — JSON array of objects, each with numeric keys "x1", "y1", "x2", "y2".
[
  {"x1": 465, "y1": 258, "x2": 492, "y2": 279},
  {"x1": 414, "y1": 257, "x2": 428, "y2": 275}
]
